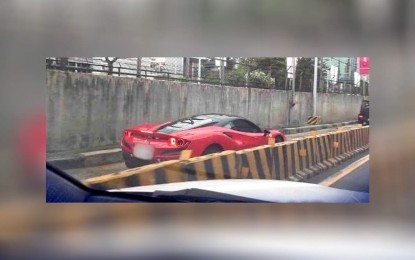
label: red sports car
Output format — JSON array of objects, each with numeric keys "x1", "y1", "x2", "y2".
[{"x1": 121, "y1": 114, "x2": 286, "y2": 168}]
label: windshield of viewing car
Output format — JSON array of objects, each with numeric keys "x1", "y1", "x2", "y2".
[{"x1": 46, "y1": 56, "x2": 369, "y2": 203}]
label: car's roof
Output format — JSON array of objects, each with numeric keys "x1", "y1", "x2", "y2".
[
  {"x1": 188, "y1": 113, "x2": 242, "y2": 121},
  {"x1": 156, "y1": 113, "x2": 244, "y2": 134},
  {"x1": 183, "y1": 113, "x2": 244, "y2": 124}
]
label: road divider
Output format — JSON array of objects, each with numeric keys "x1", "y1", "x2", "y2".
[
  {"x1": 180, "y1": 150, "x2": 238, "y2": 181},
  {"x1": 236, "y1": 145, "x2": 274, "y2": 180},
  {"x1": 83, "y1": 160, "x2": 183, "y2": 190},
  {"x1": 274, "y1": 141, "x2": 301, "y2": 181},
  {"x1": 269, "y1": 143, "x2": 286, "y2": 180},
  {"x1": 330, "y1": 131, "x2": 347, "y2": 163},
  {"x1": 314, "y1": 133, "x2": 334, "y2": 170},
  {"x1": 292, "y1": 138, "x2": 314, "y2": 180}
]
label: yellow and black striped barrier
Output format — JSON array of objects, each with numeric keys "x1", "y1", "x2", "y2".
[
  {"x1": 329, "y1": 131, "x2": 347, "y2": 163},
  {"x1": 314, "y1": 133, "x2": 334, "y2": 170},
  {"x1": 363, "y1": 126, "x2": 369, "y2": 146},
  {"x1": 277, "y1": 141, "x2": 303, "y2": 181},
  {"x1": 293, "y1": 137, "x2": 321, "y2": 179},
  {"x1": 270, "y1": 143, "x2": 286, "y2": 180},
  {"x1": 349, "y1": 127, "x2": 369, "y2": 152},
  {"x1": 84, "y1": 126, "x2": 370, "y2": 189},
  {"x1": 353, "y1": 126, "x2": 369, "y2": 150},
  {"x1": 307, "y1": 115, "x2": 321, "y2": 125},
  {"x1": 291, "y1": 138, "x2": 312, "y2": 179},
  {"x1": 83, "y1": 160, "x2": 183, "y2": 190},
  {"x1": 236, "y1": 145, "x2": 273, "y2": 180},
  {"x1": 180, "y1": 150, "x2": 238, "y2": 181},
  {"x1": 342, "y1": 130, "x2": 354, "y2": 159}
]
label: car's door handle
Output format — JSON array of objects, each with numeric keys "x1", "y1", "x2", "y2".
[{"x1": 223, "y1": 132, "x2": 233, "y2": 138}]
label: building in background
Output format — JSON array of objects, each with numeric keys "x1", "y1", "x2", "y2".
[
  {"x1": 358, "y1": 57, "x2": 370, "y2": 96},
  {"x1": 322, "y1": 57, "x2": 358, "y2": 85}
]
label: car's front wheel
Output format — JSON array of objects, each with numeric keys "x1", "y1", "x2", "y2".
[
  {"x1": 275, "y1": 135, "x2": 284, "y2": 143},
  {"x1": 123, "y1": 153, "x2": 151, "y2": 168}
]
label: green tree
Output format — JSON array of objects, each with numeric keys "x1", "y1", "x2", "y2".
[
  {"x1": 239, "y1": 57, "x2": 287, "y2": 88},
  {"x1": 224, "y1": 66, "x2": 246, "y2": 86},
  {"x1": 203, "y1": 69, "x2": 221, "y2": 85},
  {"x1": 295, "y1": 58, "x2": 314, "y2": 91},
  {"x1": 318, "y1": 59, "x2": 329, "y2": 92}
]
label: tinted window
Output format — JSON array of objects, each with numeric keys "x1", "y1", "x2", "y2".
[
  {"x1": 230, "y1": 119, "x2": 262, "y2": 133},
  {"x1": 156, "y1": 117, "x2": 218, "y2": 134}
]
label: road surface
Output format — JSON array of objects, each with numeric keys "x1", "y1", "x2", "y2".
[{"x1": 306, "y1": 152, "x2": 369, "y2": 193}]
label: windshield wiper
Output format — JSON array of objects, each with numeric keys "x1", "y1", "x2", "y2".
[{"x1": 123, "y1": 188, "x2": 265, "y2": 202}]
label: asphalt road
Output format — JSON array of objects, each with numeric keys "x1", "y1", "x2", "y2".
[
  {"x1": 305, "y1": 151, "x2": 369, "y2": 193},
  {"x1": 66, "y1": 124, "x2": 361, "y2": 181}
]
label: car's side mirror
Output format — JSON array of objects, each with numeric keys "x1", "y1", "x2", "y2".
[{"x1": 263, "y1": 129, "x2": 271, "y2": 136}]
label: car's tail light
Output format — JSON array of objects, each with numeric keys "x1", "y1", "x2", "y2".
[
  {"x1": 124, "y1": 130, "x2": 132, "y2": 138},
  {"x1": 168, "y1": 137, "x2": 188, "y2": 147},
  {"x1": 358, "y1": 114, "x2": 364, "y2": 119},
  {"x1": 168, "y1": 137, "x2": 176, "y2": 146},
  {"x1": 176, "y1": 139, "x2": 185, "y2": 146}
]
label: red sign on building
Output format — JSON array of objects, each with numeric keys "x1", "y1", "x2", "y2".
[{"x1": 359, "y1": 57, "x2": 370, "y2": 75}]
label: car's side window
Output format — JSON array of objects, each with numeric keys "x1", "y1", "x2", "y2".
[
  {"x1": 231, "y1": 119, "x2": 262, "y2": 133},
  {"x1": 223, "y1": 122, "x2": 234, "y2": 129}
]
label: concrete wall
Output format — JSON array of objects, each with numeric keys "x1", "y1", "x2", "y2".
[{"x1": 47, "y1": 70, "x2": 362, "y2": 153}]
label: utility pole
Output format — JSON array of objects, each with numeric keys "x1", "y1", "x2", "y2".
[
  {"x1": 313, "y1": 57, "x2": 318, "y2": 116},
  {"x1": 326, "y1": 70, "x2": 329, "y2": 93},
  {"x1": 136, "y1": 57, "x2": 141, "y2": 78},
  {"x1": 292, "y1": 58, "x2": 296, "y2": 96},
  {"x1": 220, "y1": 57, "x2": 225, "y2": 86},
  {"x1": 198, "y1": 57, "x2": 202, "y2": 84},
  {"x1": 246, "y1": 64, "x2": 251, "y2": 87},
  {"x1": 288, "y1": 58, "x2": 297, "y2": 127}
]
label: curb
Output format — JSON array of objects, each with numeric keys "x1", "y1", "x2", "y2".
[
  {"x1": 48, "y1": 148, "x2": 122, "y2": 170},
  {"x1": 282, "y1": 120, "x2": 358, "y2": 134}
]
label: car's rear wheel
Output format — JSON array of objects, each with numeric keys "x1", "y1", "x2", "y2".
[
  {"x1": 275, "y1": 135, "x2": 284, "y2": 143},
  {"x1": 123, "y1": 153, "x2": 151, "y2": 168},
  {"x1": 202, "y1": 144, "x2": 223, "y2": 156}
]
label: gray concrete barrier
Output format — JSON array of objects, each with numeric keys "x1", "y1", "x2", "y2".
[{"x1": 47, "y1": 70, "x2": 363, "y2": 154}]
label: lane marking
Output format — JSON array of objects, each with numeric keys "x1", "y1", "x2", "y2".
[{"x1": 319, "y1": 155, "x2": 369, "y2": 186}]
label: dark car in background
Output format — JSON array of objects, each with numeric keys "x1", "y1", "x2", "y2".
[{"x1": 358, "y1": 100, "x2": 369, "y2": 125}]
